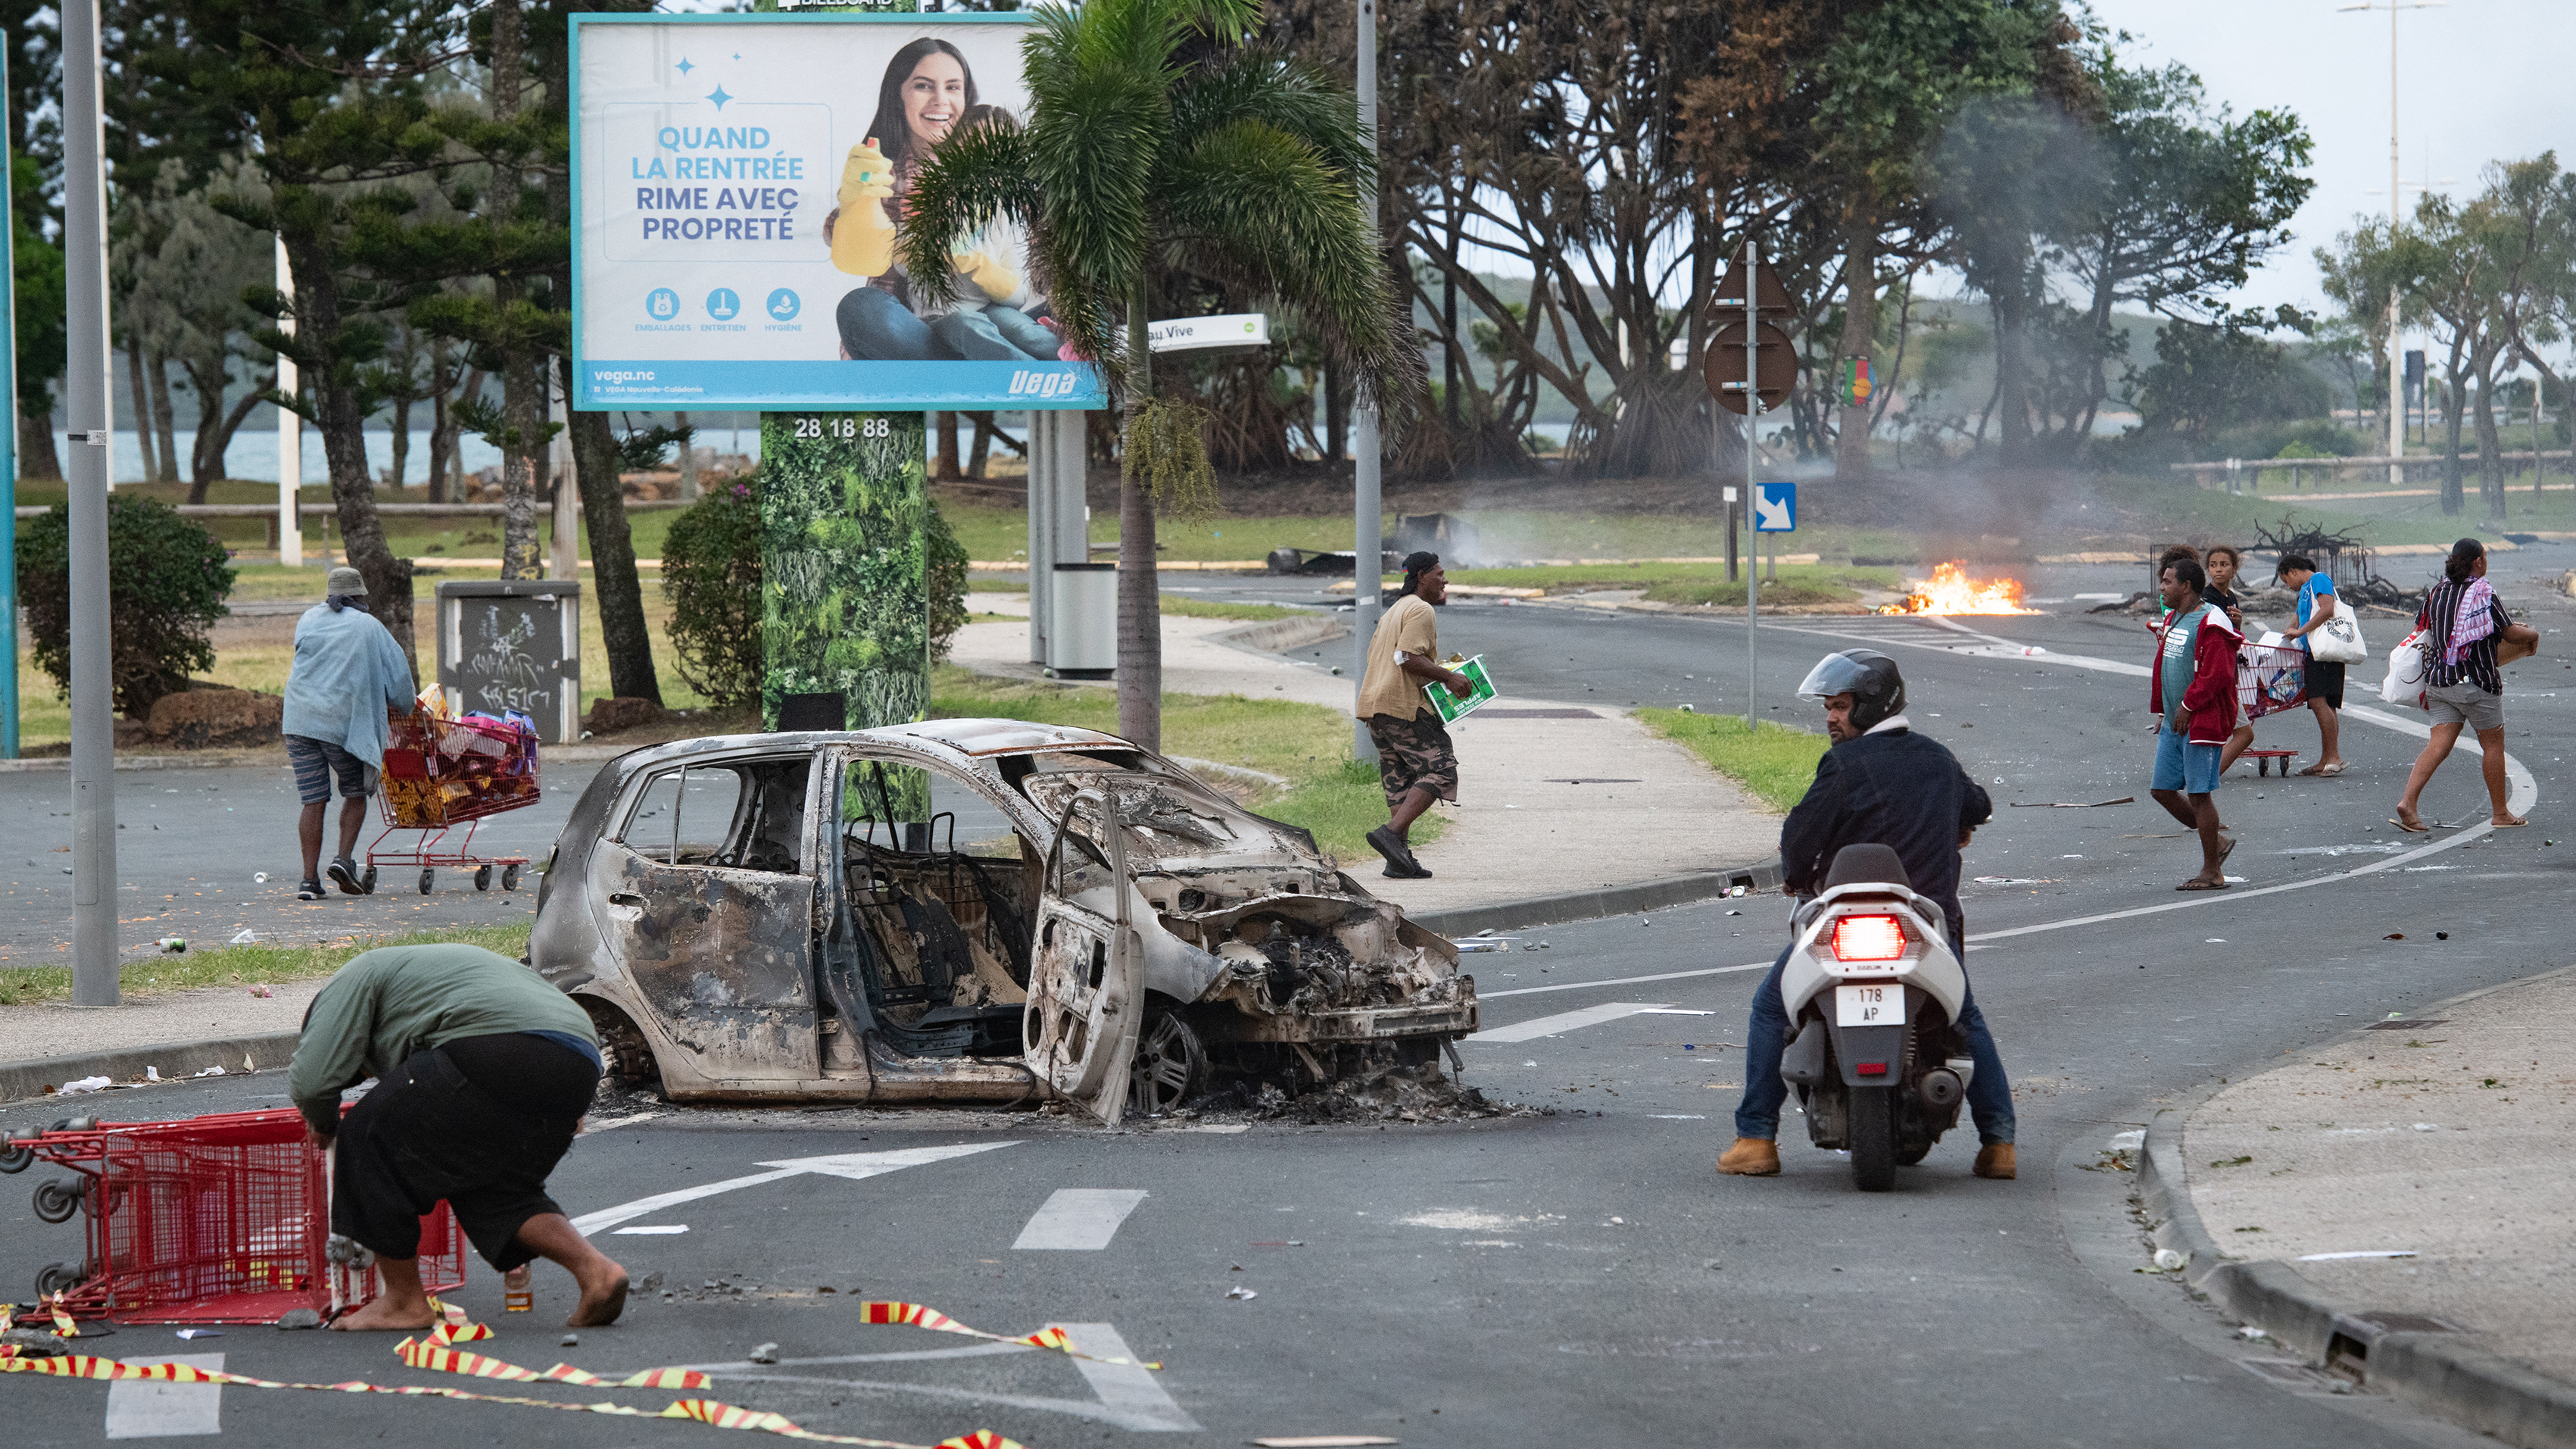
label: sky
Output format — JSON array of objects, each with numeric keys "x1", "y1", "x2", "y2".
[{"x1": 2085, "y1": 0, "x2": 2576, "y2": 336}]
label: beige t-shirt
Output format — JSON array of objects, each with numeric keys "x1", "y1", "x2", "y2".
[{"x1": 1356, "y1": 594, "x2": 1439, "y2": 721}]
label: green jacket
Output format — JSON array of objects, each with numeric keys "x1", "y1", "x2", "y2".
[{"x1": 290, "y1": 944, "x2": 597, "y2": 1136}]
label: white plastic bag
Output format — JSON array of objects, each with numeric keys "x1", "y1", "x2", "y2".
[
  {"x1": 2380, "y1": 629, "x2": 2428, "y2": 709},
  {"x1": 2310, "y1": 610, "x2": 2369, "y2": 664}
]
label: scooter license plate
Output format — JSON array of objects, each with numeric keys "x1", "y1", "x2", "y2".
[{"x1": 1835, "y1": 982, "x2": 1905, "y2": 1026}]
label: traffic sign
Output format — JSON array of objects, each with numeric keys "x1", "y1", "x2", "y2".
[
  {"x1": 1752, "y1": 482, "x2": 1796, "y2": 532},
  {"x1": 1706, "y1": 320, "x2": 1796, "y2": 414},
  {"x1": 1712, "y1": 260, "x2": 1794, "y2": 317}
]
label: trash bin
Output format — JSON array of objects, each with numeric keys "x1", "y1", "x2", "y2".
[
  {"x1": 1048, "y1": 563, "x2": 1115, "y2": 679},
  {"x1": 435, "y1": 579, "x2": 581, "y2": 744}
]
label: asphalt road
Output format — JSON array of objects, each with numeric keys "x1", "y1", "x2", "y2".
[{"x1": 5, "y1": 551, "x2": 2574, "y2": 1446}]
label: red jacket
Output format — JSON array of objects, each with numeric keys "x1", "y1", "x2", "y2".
[{"x1": 2149, "y1": 605, "x2": 2241, "y2": 745}]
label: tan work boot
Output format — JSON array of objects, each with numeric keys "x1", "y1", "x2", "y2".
[
  {"x1": 1716, "y1": 1137, "x2": 1780, "y2": 1176},
  {"x1": 1973, "y1": 1143, "x2": 2017, "y2": 1179}
]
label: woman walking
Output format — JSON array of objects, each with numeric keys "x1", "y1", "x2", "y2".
[{"x1": 2393, "y1": 538, "x2": 2537, "y2": 832}]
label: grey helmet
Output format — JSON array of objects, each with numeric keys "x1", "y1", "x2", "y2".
[{"x1": 1796, "y1": 649, "x2": 1906, "y2": 732}]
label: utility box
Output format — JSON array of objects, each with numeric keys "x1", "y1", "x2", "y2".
[
  {"x1": 435, "y1": 579, "x2": 582, "y2": 745},
  {"x1": 1047, "y1": 564, "x2": 1116, "y2": 679}
]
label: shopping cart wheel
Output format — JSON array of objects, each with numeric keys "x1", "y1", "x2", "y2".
[
  {"x1": 34, "y1": 1262, "x2": 83, "y2": 1298},
  {"x1": 0, "y1": 1132, "x2": 33, "y2": 1174},
  {"x1": 502, "y1": 863, "x2": 522, "y2": 892},
  {"x1": 33, "y1": 1178, "x2": 82, "y2": 1224},
  {"x1": 362, "y1": 866, "x2": 379, "y2": 895},
  {"x1": 419, "y1": 868, "x2": 435, "y2": 895},
  {"x1": 475, "y1": 864, "x2": 493, "y2": 892}
]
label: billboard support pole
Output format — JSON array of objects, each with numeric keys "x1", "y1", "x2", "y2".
[
  {"x1": 1350, "y1": 0, "x2": 1380, "y2": 764},
  {"x1": 66, "y1": 0, "x2": 117, "y2": 1007},
  {"x1": 0, "y1": 44, "x2": 17, "y2": 760}
]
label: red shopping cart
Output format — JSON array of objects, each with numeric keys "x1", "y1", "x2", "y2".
[
  {"x1": 363, "y1": 711, "x2": 542, "y2": 895},
  {"x1": 2238, "y1": 641, "x2": 2309, "y2": 723},
  {"x1": 0, "y1": 1109, "x2": 465, "y2": 1324}
]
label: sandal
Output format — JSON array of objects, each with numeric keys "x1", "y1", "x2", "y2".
[
  {"x1": 2389, "y1": 815, "x2": 2431, "y2": 834},
  {"x1": 2176, "y1": 878, "x2": 2230, "y2": 892},
  {"x1": 2297, "y1": 761, "x2": 2346, "y2": 777}
]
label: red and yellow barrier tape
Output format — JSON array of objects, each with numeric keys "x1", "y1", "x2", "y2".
[{"x1": 856, "y1": 1301, "x2": 1161, "y2": 1369}]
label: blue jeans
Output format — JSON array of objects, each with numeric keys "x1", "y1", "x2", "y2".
[
  {"x1": 1733, "y1": 942, "x2": 2016, "y2": 1146},
  {"x1": 932, "y1": 305, "x2": 1058, "y2": 362},
  {"x1": 836, "y1": 287, "x2": 935, "y2": 361}
]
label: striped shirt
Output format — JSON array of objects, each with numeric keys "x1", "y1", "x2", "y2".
[{"x1": 2419, "y1": 578, "x2": 2512, "y2": 694}]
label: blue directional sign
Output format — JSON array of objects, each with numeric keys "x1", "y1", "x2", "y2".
[{"x1": 1752, "y1": 481, "x2": 1798, "y2": 532}]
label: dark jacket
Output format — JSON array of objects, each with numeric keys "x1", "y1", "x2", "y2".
[{"x1": 1779, "y1": 726, "x2": 1991, "y2": 950}]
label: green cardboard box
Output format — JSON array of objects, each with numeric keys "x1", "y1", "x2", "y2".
[{"x1": 1424, "y1": 654, "x2": 1499, "y2": 723}]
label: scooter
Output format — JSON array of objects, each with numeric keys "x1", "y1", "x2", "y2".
[{"x1": 1777, "y1": 843, "x2": 1973, "y2": 1191}]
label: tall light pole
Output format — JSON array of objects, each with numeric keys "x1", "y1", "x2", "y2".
[
  {"x1": 1349, "y1": 0, "x2": 1380, "y2": 763},
  {"x1": 2342, "y1": 0, "x2": 2443, "y2": 486},
  {"x1": 64, "y1": 0, "x2": 118, "y2": 1007}
]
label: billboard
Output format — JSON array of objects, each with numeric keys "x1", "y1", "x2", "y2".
[{"x1": 570, "y1": 13, "x2": 1104, "y2": 412}]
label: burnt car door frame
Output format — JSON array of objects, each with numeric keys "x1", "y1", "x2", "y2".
[{"x1": 1021, "y1": 789, "x2": 1146, "y2": 1126}]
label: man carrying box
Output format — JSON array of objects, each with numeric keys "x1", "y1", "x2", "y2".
[{"x1": 1357, "y1": 551, "x2": 1474, "y2": 879}]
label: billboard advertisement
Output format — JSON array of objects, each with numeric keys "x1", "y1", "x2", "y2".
[{"x1": 570, "y1": 13, "x2": 1104, "y2": 411}]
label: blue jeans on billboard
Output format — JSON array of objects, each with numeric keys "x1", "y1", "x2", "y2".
[
  {"x1": 1732, "y1": 940, "x2": 2016, "y2": 1146},
  {"x1": 835, "y1": 287, "x2": 936, "y2": 361},
  {"x1": 931, "y1": 305, "x2": 1059, "y2": 363}
]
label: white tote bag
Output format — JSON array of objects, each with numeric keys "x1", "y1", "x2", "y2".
[
  {"x1": 2309, "y1": 609, "x2": 2369, "y2": 664},
  {"x1": 2379, "y1": 629, "x2": 2428, "y2": 708}
]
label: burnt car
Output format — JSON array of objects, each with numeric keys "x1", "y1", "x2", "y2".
[{"x1": 528, "y1": 720, "x2": 1477, "y2": 1125}]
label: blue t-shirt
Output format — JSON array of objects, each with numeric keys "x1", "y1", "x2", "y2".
[
  {"x1": 2295, "y1": 574, "x2": 2337, "y2": 654},
  {"x1": 2160, "y1": 602, "x2": 2212, "y2": 723}
]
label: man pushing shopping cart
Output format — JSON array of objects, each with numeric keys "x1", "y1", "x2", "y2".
[{"x1": 291, "y1": 942, "x2": 629, "y2": 1330}]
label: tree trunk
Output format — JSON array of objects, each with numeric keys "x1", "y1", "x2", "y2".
[
  {"x1": 1833, "y1": 214, "x2": 1876, "y2": 486},
  {"x1": 2440, "y1": 345, "x2": 2468, "y2": 517},
  {"x1": 186, "y1": 361, "x2": 263, "y2": 498},
  {"x1": 674, "y1": 409, "x2": 698, "y2": 499},
  {"x1": 126, "y1": 342, "x2": 157, "y2": 484},
  {"x1": 19, "y1": 402, "x2": 63, "y2": 479},
  {"x1": 427, "y1": 376, "x2": 451, "y2": 504},
  {"x1": 2472, "y1": 354, "x2": 2505, "y2": 519},
  {"x1": 564, "y1": 361, "x2": 660, "y2": 704},
  {"x1": 148, "y1": 351, "x2": 179, "y2": 485},
  {"x1": 1325, "y1": 361, "x2": 1347, "y2": 467},
  {"x1": 1116, "y1": 286, "x2": 1161, "y2": 752},
  {"x1": 490, "y1": 0, "x2": 541, "y2": 579},
  {"x1": 288, "y1": 232, "x2": 416, "y2": 679},
  {"x1": 1991, "y1": 286, "x2": 2032, "y2": 466},
  {"x1": 390, "y1": 394, "x2": 412, "y2": 493},
  {"x1": 934, "y1": 411, "x2": 962, "y2": 479},
  {"x1": 967, "y1": 412, "x2": 992, "y2": 478}
]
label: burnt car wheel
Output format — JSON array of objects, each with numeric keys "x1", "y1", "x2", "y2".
[{"x1": 1127, "y1": 1009, "x2": 1206, "y2": 1118}]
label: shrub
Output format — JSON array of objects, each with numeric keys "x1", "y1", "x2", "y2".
[
  {"x1": 18, "y1": 494, "x2": 234, "y2": 718},
  {"x1": 661, "y1": 477, "x2": 766, "y2": 708},
  {"x1": 660, "y1": 474, "x2": 972, "y2": 708}
]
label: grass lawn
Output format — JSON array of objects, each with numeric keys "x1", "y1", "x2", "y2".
[
  {"x1": 1634, "y1": 708, "x2": 1829, "y2": 813},
  {"x1": 0, "y1": 923, "x2": 533, "y2": 1006},
  {"x1": 929, "y1": 664, "x2": 1430, "y2": 862}
]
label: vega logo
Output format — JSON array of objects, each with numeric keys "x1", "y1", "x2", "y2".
[{"x1": 1008, "y1": 370, "x2": 1080, "y2": 399}]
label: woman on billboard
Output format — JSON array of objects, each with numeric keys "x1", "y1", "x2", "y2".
[{"x1": 828, "y1": 39, "x2": 1059, "y2": 364}]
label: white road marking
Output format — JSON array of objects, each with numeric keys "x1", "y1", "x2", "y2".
[
  {"x1": 104, "y1": 1352, "x2": 221, "y2": 1438},
  {"x1": 572, "y1": 1143, "x2": 1018, "y2": 1236},
  {"x1": 613, "y1": 1224, "x2": 689, "y2": 1235},
  {"x1": 1470, "y1": 1001, "x2": 1667, "y2": 1043},
  {"x1": 1014, "y1": 1189, "x2": 1150, "y2": 1250},
  {"x1": 1482, "y1": 964, "x2": 1767, "y2": 1000},
  {"x1": 1059, "y1": 1322, "x2": 1198, "y2": 1430}
]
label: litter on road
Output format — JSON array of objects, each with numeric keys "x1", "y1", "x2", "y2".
[
  {"x1": 2007, "y1": 797, "x2": 2137, "y2": 808},
  {"x1": 1227, "y1": 1285, "x2": 1259, "y2": 1301},
  {"x1": 2296, "y1": 1250, "x2": 2418, "y2": 1260}
]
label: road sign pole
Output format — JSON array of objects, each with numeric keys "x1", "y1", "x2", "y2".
[
  {"x1": 65, "y1": 0, "x2": 116, "y2": 1007},
  {"x1": 1743, "y1": 236, "x2": 1757, "y2": 729}
]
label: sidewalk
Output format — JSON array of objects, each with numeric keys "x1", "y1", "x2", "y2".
[
  {"x1": 2171, "y1": 967, "x2": 2576, "y2": 1406},
  {"x1": 950, "y1": 594, "x2": 1783, "y2": 917}
]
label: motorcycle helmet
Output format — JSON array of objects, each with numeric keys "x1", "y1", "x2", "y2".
[{"x1": 1795, "y1": 648, "x2": 1906, "y2": 732}]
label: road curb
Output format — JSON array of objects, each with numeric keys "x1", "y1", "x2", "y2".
[
  {"x1": 1408, "y1": 858, "x2": 1783, "y2": 939},
  {"x1": 0, "y1": 1033, "x2": 298, "y2": 1107},
  {"x1": 2141, "y1": 1051, "x2": 2576, "y2": 1448}
]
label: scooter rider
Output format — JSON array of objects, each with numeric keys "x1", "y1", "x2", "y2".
[{"x1": 1716, "y1": 649, "x2": 2019, "y2": 1180}]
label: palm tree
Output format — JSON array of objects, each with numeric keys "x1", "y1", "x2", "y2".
[{"x1": 904, "y1": 0, "x2": 1416, "y2": 751}]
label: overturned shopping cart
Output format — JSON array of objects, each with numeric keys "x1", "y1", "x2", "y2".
[
  {"x1": 0, "y1": 1108, "x2": 465, "y2": 1323},
  {"x1": 362, "y1": 711, "x2": 541, "y2": 895}
]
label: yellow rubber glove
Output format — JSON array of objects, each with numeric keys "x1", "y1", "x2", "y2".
[
  {"x1": 831, "y1": 139, "x2": 897, "y2": 277},
  {"x1": 951, "y1": 249, "x2": 1021, "y2": 303}
]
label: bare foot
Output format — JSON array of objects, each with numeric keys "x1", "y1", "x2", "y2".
[
  {"x1": 568, "y1": 1264, "x2": 629, "y2": 1328},
  {"x1": 329, "y1": 1295, "x2": 438, "y2": 1332}
]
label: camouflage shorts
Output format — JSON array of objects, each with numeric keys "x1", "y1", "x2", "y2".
[{"x1": 1365, "y1": 710, "x2": 1459, "y2": 810}]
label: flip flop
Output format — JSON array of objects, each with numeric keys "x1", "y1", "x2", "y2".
[
  {"x1": 2493, "y1": 816, "x2": 2530, "y2": 829},
  {"x1": 2297, "y1": 762, "x2": 2346, "y2": 777},
  {"x1": 2216, "y1": 830, "x2": 2238, "y2": 867},
  {"x1": 2176, "y1": 878, "x2": 2230, "y2": 892},
  {"x1": 2389, "y1": 816, "x2": 2431, "y2": 834}
]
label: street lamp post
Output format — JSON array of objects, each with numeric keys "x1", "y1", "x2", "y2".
[
  {"x1": 1349, "y1": 0, "x2": 1380, "y2": 764},
  {"x1": 64, "y1": 0, "x2": 118, "y2": 1007},
  {"x1": 2341, "y1": 0, "x2": 2444, "y2": 488}
]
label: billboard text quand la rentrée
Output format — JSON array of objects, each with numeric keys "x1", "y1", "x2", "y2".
[{"x1": 632, "y1": 127, "x2": 803, "y2": 242}]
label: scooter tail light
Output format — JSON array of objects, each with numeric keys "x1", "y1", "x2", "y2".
[
  {"x1": 1856, "y1": 1062, "x2": 1889, "y2": 1077},
  {"x1": 1829, "y1": 914, "x2": 1908, "y2": 963}
]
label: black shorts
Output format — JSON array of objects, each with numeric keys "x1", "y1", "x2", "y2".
[
  {"x1": 331, "y1": 1034, "x2": 599, "y2": 1270},
  {"x1": 2305, "y1": 658, "x2": 2345, "y2": 710}
]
